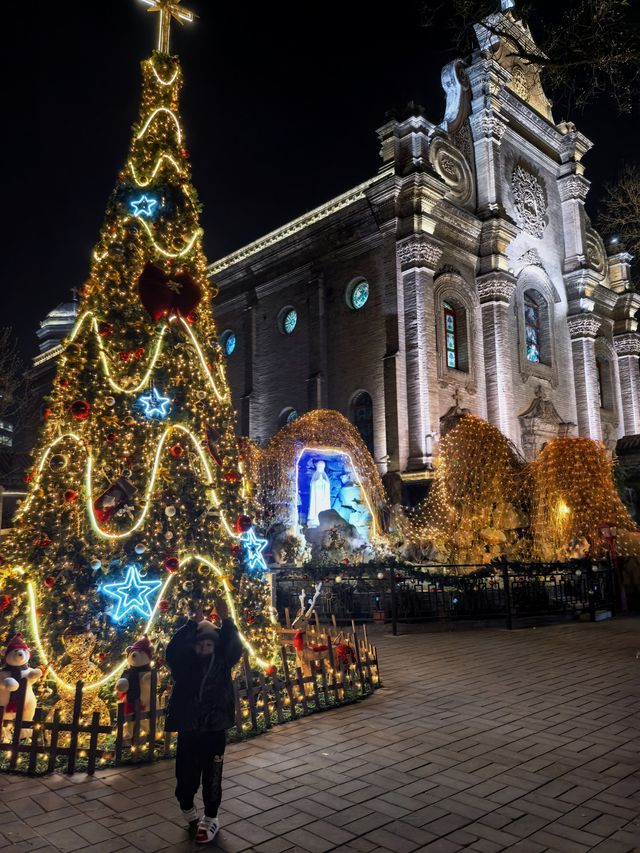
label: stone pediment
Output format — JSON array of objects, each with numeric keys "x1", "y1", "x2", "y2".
[{"x1": 518, "y1": 386, "x2": 575, "y2": 460}]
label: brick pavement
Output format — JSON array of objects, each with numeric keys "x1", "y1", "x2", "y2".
[{"x1": 1, "y1": 619, "x2": 639, "y2": 853}]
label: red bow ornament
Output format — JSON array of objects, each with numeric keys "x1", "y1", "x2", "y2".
[{"x1": 137, "y1": 262, "x2": 203, "y2": 322}]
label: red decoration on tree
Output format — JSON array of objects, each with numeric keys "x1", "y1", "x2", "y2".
[
  {"x1": 59, "y1": 378, "x2": 70, "y2": 388},
  {"x1": 169, "y1": 443, "x2": 184, "y2": 458},
  {"x1": 164, "y1": 556, "x2": 179, "y2": 573},
  {"x1": 118, "y1": 351, "x2": 132, "y2": 362},
  {"x1": 106, "y1": 432, "x2": 117, "y2": 444},
  {"x1": 224, "y1": 469, "x2": 241, "y2": 483},
  {"x1": 265, "y1": 665, "x2": 277, "y2": 677},
  {"x1": 33, "y1": 533, "x2": 52, "y2": 548},
  {"x1": 159, "y1": 600, "x2": 170, "y2": 613},
  {"x1": 45, "y1": 576, "x2": 56, "y2": 589},
  {"x1": 93, "y1": 477, "x2": 136, "y2": 524},
  {"x1": 98, "y1": 322, "x2": 113, "y2": 337},
  {"x1": 64, "y1": 489, "x2": 79, "y2": 503},
  {"x1": 70, "y1": 400, "x2": 91, "y2": 420},
  {"x1": 235, "y1": 514, "x2": 252, "y2": 534},
  {"x1": 42, "y1": 408, "x2": 53, "y2": 420},
  {"x1": 0, "y1": 595, "x2": 12, "y2": 612},
  {"x1": 137, "y1": 262, "x2": 202, "y2": 322}
]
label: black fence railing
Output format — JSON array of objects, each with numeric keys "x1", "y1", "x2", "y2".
[{"x1": 275, "y1": 558, "x2": 615, "y2": 633}]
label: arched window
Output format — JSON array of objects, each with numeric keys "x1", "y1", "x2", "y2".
[
  {"x1": 279, "y1": 407, "x2": 299, "y2": 427},
  {"x1": 524, "y1": 295, "x2": 541, "y2": 363},
  {"x1": 443, "y1": 302, "x2": 458, "y2": 369},
  {"x1": 219, "y1": 329, "x2": 236, "y2": 356},
  {"x1": 523, "y1": 289, "x2": 551, "y2": 366},
  {"x1": 440, "y1": 298, "x2": 469, "y2": 373},
  {"x1": 350, "y1": 392, "x2": 374, "y2": 456}
]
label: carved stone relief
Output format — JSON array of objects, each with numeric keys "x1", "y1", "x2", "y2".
[
  {"x1": 518, "y1": 386, "x2": 574, "y2": 461},
  {"x1": 429, "y1": 136, "x2": 474, "y2": 206},
  {"x1": 512, "y1": 165, "x2": 547, "y2": 238}
]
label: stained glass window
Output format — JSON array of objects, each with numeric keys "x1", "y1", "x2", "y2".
[
  {"x1": 349, "y1": 280, "x2": 369, "y2": 310},
  {"x1": 220, "y1": 330, "x2": 236, "y2": 356},
  {"x1": 286, "y1": 409, "x2": 298, "y2": 423},
  {"x1": 524, "y1": 296, "x2": 541, "y2": 363},
  {"x1": 444, "y1": 302, "x2": 457, "y2": 369},
  {"x1": 281, "y1": 308, "x2": 297, "y2": 335}
]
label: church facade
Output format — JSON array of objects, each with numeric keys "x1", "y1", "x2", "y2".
[{"x1": 209, "y1": 4, "x2": 640, "y2": 484}]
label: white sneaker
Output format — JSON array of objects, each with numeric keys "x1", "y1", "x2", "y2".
[{"x1": 195, "y1": 816, "x2": 220, "y2": 845}]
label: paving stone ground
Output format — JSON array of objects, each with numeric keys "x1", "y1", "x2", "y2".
[{"x1": 1, "y1": 619, "x2": 639, "y2": 853}]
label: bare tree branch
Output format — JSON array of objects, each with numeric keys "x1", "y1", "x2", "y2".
[
  {"x1": 418, "y1": 0, "x2": 640, "y2": 112},
  {"x1": 598, "y1": 163, "x2": 640, "y2": 261}
]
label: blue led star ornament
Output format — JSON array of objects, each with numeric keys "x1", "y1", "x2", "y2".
[
  {"x1": 130, "y1": 194, "x2": 159, "y2": 218},
  {"x1": 103, "y1": 564, "x2": 162, "y2": 622},
  {"x1": 242, "y1": 527, "x2": 269, "y2": 573},
  {"x1": 138, "y1": 387, "x2": 171, "y2": 418}
]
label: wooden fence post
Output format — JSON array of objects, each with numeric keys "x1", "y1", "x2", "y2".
[
  {"x1": 9, "y1": 686, "x2": 25, "y2": 770},
  {"x1": 27, "y1": 707, "x2": 42, "y2": 775},
  {"x1": 280, "y1": 648, "x2": 296, "y2": 719},
  {"x1": 87, "y1": 711, "x2": 101, "y2": 776},
  {"x1": 47, "y1": 709, "x2": 61, "y2": 774},
  {"x1": 242, "y1": 652, "x2": 258, "y2": 732},
  {"x1": 114, "y1": 701, "x2": 125, "y2": 766},
  {"x1": 66, "y1": 681, "x2": 84, "y2": 775}
]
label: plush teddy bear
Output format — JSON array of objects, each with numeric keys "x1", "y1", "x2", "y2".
[
  {"x1": 116, "y1": 635, "x2": 154, "y2": 739},
  {"x1": 0, "y1": 633, "x2": 42, "y2": 736}
]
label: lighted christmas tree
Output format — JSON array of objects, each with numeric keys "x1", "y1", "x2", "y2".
[{"x1": 0, "y1": 1, "x2": 277, "y2": 691}]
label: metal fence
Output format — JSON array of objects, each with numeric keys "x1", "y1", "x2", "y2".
[{"x1": 275, "y1": 558, "x2": 615, "y2": 633}]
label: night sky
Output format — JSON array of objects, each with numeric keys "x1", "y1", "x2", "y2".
[{"x1": 3, "y1": 0, "x2": 637, "y2": 359}]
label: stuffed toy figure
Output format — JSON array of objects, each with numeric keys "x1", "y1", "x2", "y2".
[{"x1": 0, "y1": 633, "x2": 42, "y2": 737}]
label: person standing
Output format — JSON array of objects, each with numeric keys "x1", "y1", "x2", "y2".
[{"x1": 165, "y1": 597, "x2": 243, "y2": 843}]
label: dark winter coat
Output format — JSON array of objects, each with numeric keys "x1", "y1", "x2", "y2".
[{"x1": 164, "y1": 618, "x2": 243, "y2": 733}]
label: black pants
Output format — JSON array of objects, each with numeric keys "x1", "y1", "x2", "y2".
[{"x1": 175, "y1": 730, "x2": 226, "y2": 818}]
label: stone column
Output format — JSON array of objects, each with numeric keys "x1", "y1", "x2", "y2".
[
  {"x1": 477, "y1": 273, "x2": 518, "y2": 444},
  {"x1": 398, "y1": 239, "x2": 443, "y2": 470},
  {"x1": 614, "y1": 334, "x2": 640, "y2": 436},
  {"x1": 567, "y1": 315, "x2": 602, "y2": 441}
]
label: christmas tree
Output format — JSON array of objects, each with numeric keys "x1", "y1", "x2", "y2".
[{"x1": 0, "y1": 1, "x2": 277, "y2": 691}]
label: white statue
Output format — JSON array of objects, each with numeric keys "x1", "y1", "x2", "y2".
[{"x1": 307, "y1": 460, "x2": 331, "y2": 527}]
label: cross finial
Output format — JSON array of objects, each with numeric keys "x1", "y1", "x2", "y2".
[{"x1": 138, "y1": 0, "x2": 196, "y2": 54}]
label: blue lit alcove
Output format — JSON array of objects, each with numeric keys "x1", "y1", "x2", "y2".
[{"x1": 296, "y1": 449, "x2": 372, "y2": 543}]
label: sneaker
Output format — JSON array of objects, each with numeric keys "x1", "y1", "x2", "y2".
[
  {"x1": 195, "y1": 816, "x2": 220, "y2": 845},
  {"x1": 181, "y1": 806, "x2": 199, "y2": 837}
]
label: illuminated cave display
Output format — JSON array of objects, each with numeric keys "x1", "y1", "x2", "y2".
[{"x1": 296, "y1": 449, "x2": 373, "y2": 543}]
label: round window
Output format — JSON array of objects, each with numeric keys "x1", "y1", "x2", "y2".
[
  {"x1": 347, "y1": 279, "x2": 370, "y2": 310},
  {"x1": 220, "y1": 330, "x2": 236, "y2": 356},
  {"x1": 279, "y1": 307, "x2": 298, "y2": 335}
]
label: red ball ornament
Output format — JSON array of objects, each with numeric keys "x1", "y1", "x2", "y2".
[
  {"x1": 169, "y1": 443, "x2": 184, "y2": 458},
  {"x1": 42, "y1": 407, "x2": 53, "y2": 420},
  {"x1": 25, "y1": 473, "x2": 33, "y2": 484},
  {"x1": 98, "y1": 322, "x2": 114, "y2": 337},
  {"x1": 133, "y1": 347, "x2": 145, "y2": 359},
  {"x1": 64, "y1": 489, "x2": 79, "y2": 503},
  {"x1": 33, "y1": 533, "x2": 52, "y2": 548},
  {"x1": 70, "y1": 400, "x2": 91, "y2": 420},
  {"x1": 164, "y1": 556, "x2": 179, "y2": 574},
  {"x1": 159, "y1": 600, "x2": 170, "y2": 613},
  {"x1": 0, "y1": 595, "x2": 12, "y2": 612},
  {"x1": 180, "y1": 147, "x2": 190, "y2": 159},
  {"x1": 59, "y1": 378, "x2": 70, "y2": 388},
  {"x1": 45, "y1": 576, "x2": 56, "y2": 589},
  {"x1": 106, "y1": 432, "x2": 117, "y2": 444},
  {"x1": 224, "y1": 469, "x2": 242, "y2": 483},
  {"x1": 118, "y1": 350, "x2": 132, "y2": 363},
  {"x1": 98, "y1": 652, "x2": 107, "y2": 662},
  {"x1": 235, "y1": 514, "x2": 253, "y2": 534},
  {"x1": 265, "y1": 665, "x2": 277, "y2": 678}
]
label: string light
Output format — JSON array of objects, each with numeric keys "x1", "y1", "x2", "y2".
[
  {"x1": 136, "y1": 107, "x2": 182, "y2": 144},
  {"x1": 129, "y1": 153, "x2": 182, "y2": 187}
]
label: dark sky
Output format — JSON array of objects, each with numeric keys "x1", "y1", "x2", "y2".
[{"x1": 3, "y1": 0, "x2": 637, "y2": 359}]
